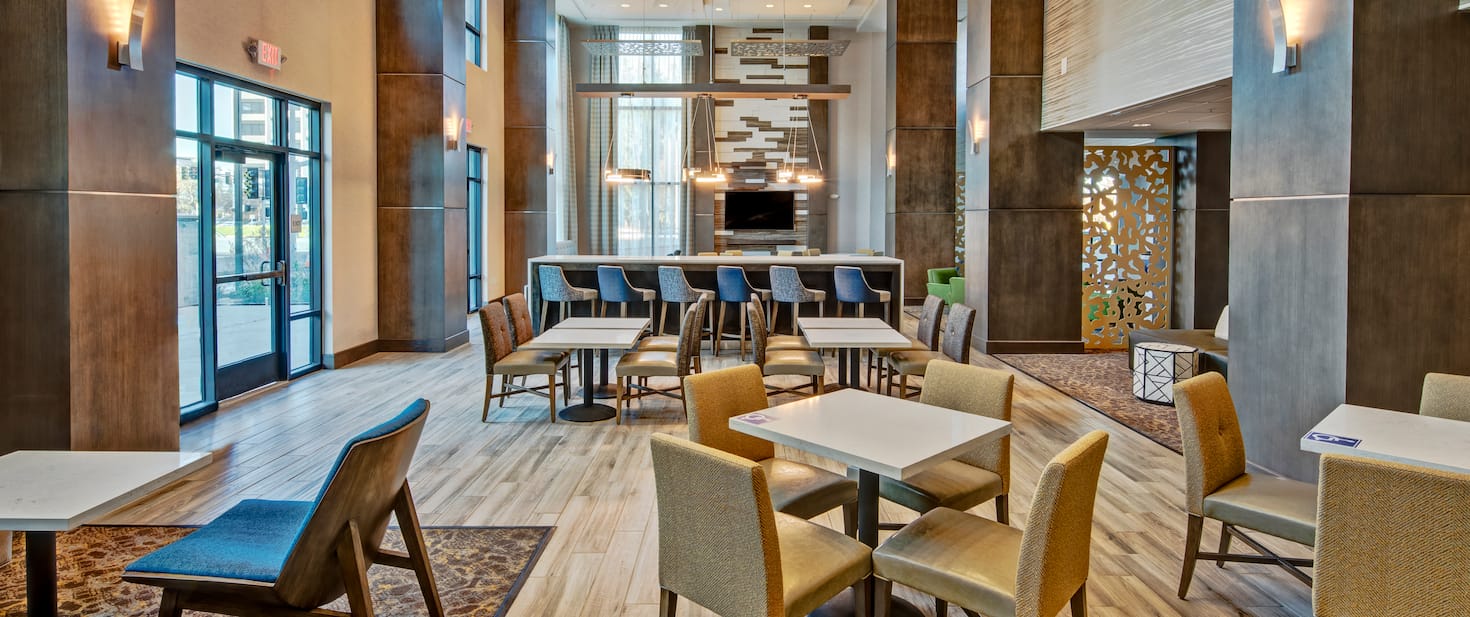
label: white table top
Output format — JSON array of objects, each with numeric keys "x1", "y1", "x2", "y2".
[
  {"x1": 801, "y1": 327, "x2": 913, "y2": 349},
  {"x1": 553, "y1": 317, "x2": 650, "y2": 330},
  {"x1": 0, "y1": 450, "x2": 212, "y2": 531},
  {"x1": 730, "y1": 389, "x2": 1011, "y2": 480},
  {"x1": 1301, "y1": 404, "x2": 1470, "y2": 475},
  {"x1": 520, "y1": 327, "x2": 645, "y2": 350},
  {"x1": 798, "y1": 317, "x2": 892, "y2": 330}
]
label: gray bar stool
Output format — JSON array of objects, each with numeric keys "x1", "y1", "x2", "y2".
[
  {"x1": 657, "y1": 265, "x2": 716, "y2": 344},
  {"x1": 537, "y1": 265, "x2": 598, "y2": 332},
  {"x1": 769, "y1": 265, "x2": 826, "y2": 336},
  {"x1": 596, "y1": 265, "x2": 656, "y2": 317}
]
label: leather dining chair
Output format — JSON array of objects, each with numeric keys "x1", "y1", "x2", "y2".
[
  {"x1": 885, "y1": 303, "x2": 976, "y2": 399},
  {"x1": 125, "y1": 401, "x2": 443, "y2": 617},
  {"x1": 1313, "y1": 454, "x2": 1470, "y2": 616},
  {"x1": 649, "y1": 433, "x2": 873, "y2": 617},
  {"x1": 749, "y1": 294, "x2": 826, "y2": 396},
  {"x1": 871, "y1": 431, "x2": 1109, "y2": 617},
  {"x1": 1174, "y1": 372, "x2": 1317, "y2": 598},
  {"x1": 684, "y1": 364, "x2": 858, "y2": 536},
  {"x1": 1419, "y1": 372, "x2": 1470, "y2": 422},
  {"x1": 615, "y1": 300, "x2": 705, "y2": 423},
  {"x1": 871, "y1": 294, "x2": 944, "y2": 388},
  {"x1": 870, "y1": 360, "x2": 1012, "y2": 526},
  {"x1": 478, "y1": 300, "x2": 571, "y2": 423},
  {"x1": 502, "y1": 292, "x2": 537, "y2": 346}
]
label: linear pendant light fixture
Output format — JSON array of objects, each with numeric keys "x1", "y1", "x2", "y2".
[
  {"x1": 582, "y1": 39, "x2": 704, "y2": 56},
  {"x1": 604, "y1": 93, "x2": 652, "y2": 185},
  {"x1": 728, "y1": 39, "x2": 849, "y2": 57}
]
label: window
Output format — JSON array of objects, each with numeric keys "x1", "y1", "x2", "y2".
[
  {"x1": 466, "y1": 0, "x2": 483, "y2": 67},
  {"x1": 467, "y1": 146, "x2": 485, "y2": 312},
  {"x1": 613, "y1": 28, "x2": 687, "y2": 256}
]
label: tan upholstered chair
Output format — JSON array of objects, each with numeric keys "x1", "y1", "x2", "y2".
[
  {"x1": 503, "y1": 292, "x2": 537, "y2": 344},
  {"x1": 615, "y1": 300, "x2": 705, "y2": 423},
  {"x1": 872, "y1": 431, "x2": 1109, "y2": 617},
  {"x1": 885, "y1": 303, "x2": 976, "y2": 399},
  {"x1": 478, "y1": 300, "x2": 571, "y2": 423},
  {"x1": 749, "y1": 295, "x2": 825, "y2": 396},
  {"x1": 1313, "y1": 454, "x2": 1470, "y2": 616},
  {"x1": 685, "y1": 364, "x2": 858, "y2": 536},
  {"x1": 871, "y1": 360, "x2": 1013, "y2": 526},
  {"x1": 649, "y1": 433, "x2": 873, "y2": 617},
  {"x1": 1174, "y1": 372, "x2": 1316, "y2": 598},
  {"x1": 1420, "y1": 372, "x2": 1470, "y2": 422}
]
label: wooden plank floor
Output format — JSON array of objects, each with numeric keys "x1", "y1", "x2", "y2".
[{"x1": 106, "y1": 318, "x2": 1315, "y2": 616}]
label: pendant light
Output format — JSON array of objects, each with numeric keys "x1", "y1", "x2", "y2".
[
  {"x1": 685, "y1": 3, "x2": 726, "y2": 184},
  {"x1": 605, "y1": 95, "x2": 651, "y2": 184},
  {"x1": 796, "y1": 94, "x2": 824, "y2": 185}
]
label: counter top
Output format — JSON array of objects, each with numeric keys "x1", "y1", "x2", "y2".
[{"x1": 529, "y1": 254, "x2": 902, "y2": 267}]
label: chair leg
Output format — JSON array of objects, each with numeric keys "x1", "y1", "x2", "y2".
[
  {"x1": 842, "y1": 502, "x2": 857, "y2": 537},
  {"x1": 658, "y1": 302, "x2": 668, "y2": 335},
  {"x1": 1216, "y1": 524, "x2": 1233, "y2": 568},
  {"x1": 873, "y1": 577, "x2": 893, "y2": 617},
  {"x1": 771, "y1": 302, "x2": 780, "y2": 336},
  {"x1": 1178, "y1": 514, "x2": 1204, "y2": 599},
  {"x1": 739, "y1": 302, "x2": 749, "y2": 360},
  {"x1": 547, "y1": 372, "x2": 558, "y2": 424},
  {"x1": 615, "y1": 377, "x2": 625, "y2": 425},
  {"x1": 563, "y1": 363, "x2": 573, "y2": 403},
  {"x1": 816, "y1": 375, "x2": 824, "y2": 396},
  {"x1": 936, "y1": 598, "x2": 948, "y2": 616},
  {"x1": 852, "y1": 577, "x2": 871, "y2": 617},
  {"x1": 899, "y1": 374, "x2": 908, "y2": 399},
  {"x1": 858, "y1": 303, "x2": 865, "y2": 318},
  {"x1": 539, "y1": 300, "x2": 549, "y2": 334},
  {"x1": 715, "y1": 302, "x2": 726, "y2": 357},
  {"x1": 995, "y1": 494, "x2": 1009, "y2": 525},
  {"x1": 481, "y1": 376, "x2": 494, "y2": 423},
  {"x1": 836, "y1": 302, "x2": 843, "y2": 318},
  {"x1": 620, "y1": 302, "x2": 628, "y2": 318},
  {"x1": 394, "y1": 484, "x2": 445, "y2": 617},
  {"x1": 156, "y1": 589, "x2": 183, "y2": 617},
  {"x1": 1070, "y1": 583, "x2": 1087, "y2": 617},
  {"x1": 335, "y1": 520, "x2": 376, "y2": 617},
  {"x1": 498, "y1": 374, "x2": 510, "y2": 408},
  {"x1": 659, "y1": 588, "x2": 678, "y2": 617}
]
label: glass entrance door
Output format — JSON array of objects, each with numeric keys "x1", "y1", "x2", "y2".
[{"x1": 213, "y1": 150, "x2": 288, "y2": 398}]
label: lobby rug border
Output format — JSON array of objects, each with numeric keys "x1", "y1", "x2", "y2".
[{"x1": 992, "y1": 352, "x2": 1182, "y2": 454}]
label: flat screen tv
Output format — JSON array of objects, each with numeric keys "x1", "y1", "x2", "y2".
[{"x1": 725, "y1": 191, "x2": 796, "y2": 230}]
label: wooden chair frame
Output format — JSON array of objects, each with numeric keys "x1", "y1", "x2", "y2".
[{"x1": 1178, "y1": 514, "x2": 1314, "y2": 598}]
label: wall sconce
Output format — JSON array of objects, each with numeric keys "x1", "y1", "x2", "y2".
[
  {"x1": 969, "y1": 118, "x2": 986, "y2": 154},
  {"x1": 546, "y1": 151, "x2": 556, "y2": 175},
  {"x1": 114, "y1": 0, "x2": 149, "y2": 70},
  {"x1": 445, "y1": 117, "x2": 464, "y2": 150},
  {"x1": 1267, "y1": 0, "x2": 1299, "y2": 73}
]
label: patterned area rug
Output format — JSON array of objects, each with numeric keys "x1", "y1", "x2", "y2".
[
  {"x1": 0, "y1": 525, "x2": 551, "y2": 616},
  {"x1": 995, "y1": 351, "x2": 1183, "y2": 453}
]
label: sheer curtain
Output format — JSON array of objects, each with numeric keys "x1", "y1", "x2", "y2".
[
  {"x1": 555, "y1": 17, "x2": 577, "y2": 252},
  {"x1": 580, "y1": 26, "x2": 618, "y2": 254},
  {"x1": 611, "y1": 27, "x2": 688, "y2": 257}
]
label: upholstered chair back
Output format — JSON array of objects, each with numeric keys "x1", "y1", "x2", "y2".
[
  {"x1": 1420, "y1": 372, "x2": 1470, "y2": 422},
  {"x1": 921, "y1": 361, "x2": 1012, "y2": 492},
  {"x1": 275, "y1": 400, "x2": 430, "y2": 607},
  {"x1": 503, "y1": 293, "x2": 536, "y2": 344},
  {"x1": 1173, "y1": 372, "x2": 1247, "y2": 515},
  {"x1": 659, "y1": 266, "x2": 703, "y2": 303},
  {"x1": 833, "y1": 266, "x2": 881, "y2": 303},
  {"x1": 915, "y1": 295, "x2": 945, "y2": 350},
  {"x1": 597, "y1": 265, "x2": 640, "y2": 303},
  {"x1": 675, "y1": 299, "x2": 706, "y2": 376},
  {"x1": 769, "y1": 266, "x2": 817, "y2": 303},
  {"x1": 716, "y1": 266, "x2": 756, "y2": 303},
  {"x1": 748, "y1": 294, "x2": 770, "y2": 366},
  {"x1": 684, "y1": 364, "x2": 775, "y2": 462},
  {"x1": 538, "y1": 265, "x2": 579, "y2": 301},
  {"x1": 1314, "y1": 454, "x2": 1470, "y2": 616},
  {"x1": 478, "y1": 301, "x2": 516, "y2": 371},
  {"x1": 1014, "y1": 430, "x2": 1109, "y2": 617},
  {"x1": 939, "y1": 303, "x2": 976, "y2": 363},
  {"x1": 650, "y1": 433, "x2": 783, "y2": 617}
]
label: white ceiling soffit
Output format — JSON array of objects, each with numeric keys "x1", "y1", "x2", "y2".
[
  {"x1": 1052, "y1": 79, "x2": 1232, "y2": 137},
  {"x1": 560, "y1": 0, "x2": 879, "y2": 29}
]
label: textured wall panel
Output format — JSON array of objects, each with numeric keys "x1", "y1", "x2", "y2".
[{"x1": 1042, "y1": 0, "x2": 1232, "y2": 130}]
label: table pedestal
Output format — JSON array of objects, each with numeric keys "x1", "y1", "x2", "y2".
[
  {"x1": 812, "y1": 469, "x2": 925, "y2": 617},
  {"x1": 559, "y1": 348, "x2": 617, "y2": 422},
  {"x1": 577, "y1": 350, "x2": 619, "y2": 399},
  {"x1": 834, "y1": 348, "x2": 864, "y2": 391},
  {"x1": 26, "y1": 531, "x2": 56, "y2": 617}
]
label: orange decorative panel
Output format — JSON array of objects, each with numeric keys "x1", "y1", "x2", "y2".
[{"x1": 1082, "y1": 146, "x2": 1174, "y2": 349}]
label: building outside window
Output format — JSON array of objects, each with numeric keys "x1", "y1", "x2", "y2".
[
  {"x1": 466, "y1": 0, "x2": 483, "y2": 67},
  {"x1": 613, "y1": 27, "x2": 687, "y2": 257},
  {"x1": 467, "y1": 145, "x2": 485, "y2": 312}
]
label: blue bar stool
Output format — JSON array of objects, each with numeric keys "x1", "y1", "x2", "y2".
[
  {"x1": 537, "y1": 265, "x2": 598, "y2": 332},
  {"x1": 833, "y1": 266, "x2": 892, "y2": 322},
  {"x1": 657, "y1": 265, "x2": 716, "y2": 344},
  {"x1": 596, "y1": 265, "x2": 656, "y2": 318},
  {"x1": 714, "y1": 265, "x2": 772, "y2": 360},
  {"x1": 769, "y1": 265, "x2": 826, "y2": 336}
]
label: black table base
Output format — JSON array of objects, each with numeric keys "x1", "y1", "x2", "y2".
[
  {"x1": 26, "y1": 530, "x2": 57, "y2": 617},
  {"x1": 558, "y1": 349, "x2": 617, "y2": 422},
  {"x1": 811, "y1": 588, "x2": 923, "y2": 617},
  {"x1": 835, "y1": 347, "x2": 865, "y2": 391}
]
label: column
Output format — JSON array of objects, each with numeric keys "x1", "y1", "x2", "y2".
[
  {"x1": 885, "y1": 0, "x2": 957, "y2": 302},
  {"x1": 1231, "y1": 0, "x2": 1470, "y2": 480},
  {"x1": 503, "y1": 0, "x2": 555, "y2": 290},
  {"x1": 376, "y1": 0, "x2": 470, "y2": 352},
  {"x1": 805, "y1": 26, "x2": 833, "y2": 251},
  {"x1": 0, "y1": 0, "x2": 180, "y2": 452},
  {"x1": 963, "y1": 0, "x2": 1084, "y2": 353},
  {"x1": 690, "y1": 25, "x2": 717, "y2": 254},
  {"x1": 1157, "y1": 131, "x2": 1230, "y2": 329}
]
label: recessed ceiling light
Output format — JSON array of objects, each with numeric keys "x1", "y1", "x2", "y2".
[
  {"x1": 658, "y1": 2, "x2": 668, "y2": 6},
  {"x1": 715, "y1": 6, "x2": 723, "y2": 9},
  {"x1": 620, "y1": 2, "x2": 630, "y2": 6},
  {"x1": 1131, "y1": 123, "x2": 1152, "y2": 128},
  {"x1": 765, "y1": 3, "x2": 775, "y2": 7},
  {"x1": 803, "y1": 3, "x2": 812, "y2": 6}
]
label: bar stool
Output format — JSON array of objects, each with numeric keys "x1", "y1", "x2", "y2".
[
  {"x1": 537, "y1": 265, "x2": 597, "y2": 332},
  {"x1": 833, "y1": 265, "x2": 891, "y2": 321},
  {"x1": 714, "y1": 265, "x2": 771, "y2": 360},
  {"x1": 596, "y1": 265, "x2": 656, "y2": 318},
  {"x1": 769, "y1": 265, "x2": 825, "y2": 336},
  {"x1": 657, "y1": 265, "x2": 715, "y2": 339}
]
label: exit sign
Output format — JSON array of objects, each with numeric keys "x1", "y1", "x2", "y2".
[{"x1": 251, "y1": 39, "x2": 283, "y2": 70}]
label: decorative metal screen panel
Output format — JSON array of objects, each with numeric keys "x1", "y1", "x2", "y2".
[
  {"x1": 727, "y1": 39, "x2": 851, "y2": 57},
  {"x1": 1082, "y1": 146, "x2": 1174, "y2": 349},
  {"x1": 581, "y1": 39, "x2": 704, "y2": 56}
]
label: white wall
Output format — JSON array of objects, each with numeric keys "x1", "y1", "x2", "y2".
[{"x1": 829, "y1": 29, "x2": 887, "y2": 252}]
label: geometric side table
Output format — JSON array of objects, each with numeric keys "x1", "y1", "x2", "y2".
[{"x1": 1132, "y1": 342, "x2": 1199, "y2": 404}]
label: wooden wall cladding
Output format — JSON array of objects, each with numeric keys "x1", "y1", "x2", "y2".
[
  {"x1": 1081, "y1": 146, "x2": 1174, "y2": 349},
  {"x1": 1041, "y1": 0, "x2": 1231, "y2": 130}
]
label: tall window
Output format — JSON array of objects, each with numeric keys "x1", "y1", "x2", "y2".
[
  {"x1": 465, "y1": 0, "x2": 483, "y2": 67},
  {"x1": 467, "y1": 146, "x2": 485, "y2": 312},
  {"x1": 613, "y1": 28, "x2": 687, "y2": 256}
]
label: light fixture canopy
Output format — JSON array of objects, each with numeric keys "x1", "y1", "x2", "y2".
[
  {"x1": 1267, "y1": 0, "x2": 1299, "y2": 73},
  {"x1": 582, "y1": 39, "x2": 705, "y2": 56},
  {"x1": 728, "y1": 39, "x2": 851, "y2": 57},
  {"x1": 116, "y1": 0, "x2": 149, "y2": 70}
]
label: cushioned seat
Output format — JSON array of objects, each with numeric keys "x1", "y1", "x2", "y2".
[
  {"x1": 776, "y1": 512, "x2": 873, "y2": 617},
  {"x1": 616, "y1": 301, "x2": 704, "y2": 422},
  {"x1": 1203, "y1": 474, "x2": 1318, "y2": 546},
  {"x1": 886, "y1": 304, "x2": 975, "y2": 398},
  {"x1": 886, "y1": 349, "x2": 943, "y2": 375},
  {"x1": 764, "y1": 349, "x2": 825, "y2": 376},
  {"x1": 128, "y1": 499, "x2": 312, "y2": 583},
  {"x1": 636, "y1": 335, "x2": 678, "y2": 351},
  {"x1": 479, "y1": 300, "x2": 570, "y2": 422},
  {"x1": 874, "y1": 507, "x2": 1023, "y2": 616},
  {"x1": 770, "y1": 335, "x2": 812, "y2": 351},
  {"x1": 746, "y1": 295, "x2": 825, "y2": 396},
  {"x1": 615, "y1": 351, "x2": 678, "y2": 377},
  {"x1": 494, "y1": 349, "x2": 569, "y2": 372},
  {"x1": 762, "y1": 459, "x2": 859, "y2": 520},
  {"x1": 877, "y1": 460, "x2": 1005, "y2": 516}
]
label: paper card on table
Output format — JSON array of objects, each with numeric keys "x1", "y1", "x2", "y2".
[
  {"x1": 1306, "y1": 432, "x2": 1362, "y2": 448},
  {"x1": 737, "y1": 413, "x2": 774, "y2": 425}
]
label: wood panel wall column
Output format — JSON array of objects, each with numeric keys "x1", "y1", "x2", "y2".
[
  {"x1": 805, "y1": 25, "x2": 832, "y2": 251},
  {"x1": 503, "y1": 0, "x2": 554, "y2": 290},
  {"x1": 0, "y1": 0, "x2": 180, "y2": 453},
  {"x1": 376, "y1": 0, "x2": 469, "y2": 352},
  {"x1": 885, "y1": 0, "x2": 957, "y2": 301},
  {"x1": 963, "y1": 0, "x2": 1084, "y2": 353},
  {"x1": 1231, "y1": 0, "x2": 1470, "y2": 480},
  {"x1": 1157, "y1": 131, "x2": 1230, "y2": 329}
]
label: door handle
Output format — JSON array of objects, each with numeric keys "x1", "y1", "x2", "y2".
[{"x1": 260, "y1": 260, "x2": 286, "y2": 287}]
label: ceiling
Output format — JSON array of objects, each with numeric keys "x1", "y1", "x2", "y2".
[
  {"x1": 558, "y1": 0, "x2": 882, "y2": 30},
  {"x1": 1054, "y1": 79, "x2": 1232, "y2": 140}
]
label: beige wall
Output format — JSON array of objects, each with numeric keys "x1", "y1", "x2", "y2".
[
  {"x1": 1041, "y1": 0, "x2": 1232, "y2": 130},
  {"x1": 177, "y1": 0, "x2": 508, "y2": 355}
]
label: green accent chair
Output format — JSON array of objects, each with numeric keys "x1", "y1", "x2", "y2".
[{"x1": 926, "y1": 268, "x2": 965, "y2": 305}]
